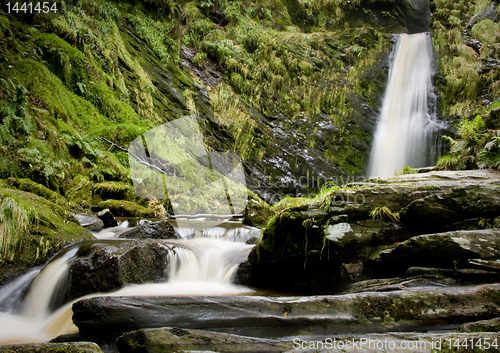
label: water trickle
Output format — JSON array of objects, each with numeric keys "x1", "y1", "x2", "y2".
[{"x1": 369, "y1": 32, "x2": 445, "y2": 177}]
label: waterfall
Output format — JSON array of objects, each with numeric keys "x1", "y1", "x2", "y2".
[
  {"x1": 0, "y1": 221, "x2": 256, "y2": 345},
  {"x1": 368, "y1": 32, "x2": 443, "y2": 177}
]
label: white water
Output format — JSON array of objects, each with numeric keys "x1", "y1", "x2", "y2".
[
  {"x1": 369, "y1": 32, "x2": 443, "y2": 177},
  {"x1": 0, "y1": 222, "x2": 255, "y2": 345}
]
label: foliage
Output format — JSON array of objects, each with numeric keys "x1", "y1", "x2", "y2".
[
  {"x1": 0, "y1": 79, "x2": 33, "y2": 144},
  {"x1": 370, "y1": 205, "x2": 400, "y2": 223},
  {"x1": 395, "y1": 166, "x2": 419, "y2": 176},
  {"x1": 0, "y1": 197, "x2": 36, "y2": 263},
  {"x1": 436, "y1": 115, "x2": 500, "y2": 170}
]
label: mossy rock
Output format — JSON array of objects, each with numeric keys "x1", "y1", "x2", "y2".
[
  {"x1": 64, "y1": 175, "x2": 93, "y2": 208},
  {"x1": 459, "y1": 317, "x2": 500, "y2": 333},
  {"x1": 93, "y1": 182, "x2": 135, "y2": 203},
  {"x1": 0, "y1": 187, "x2": 93, "y2": 279},
  {"x1": 5, "y1": 178, "x2": 68, "y2": 208},
  {"x1": 242, "y1": 192, "x2": 275, "y2": 228},
  {"x1": 98, "y1": 200, "x2": 155, "y2": 218},
  {"x1": 0, "y1": 342, "x2": 104, "y2": 353}
]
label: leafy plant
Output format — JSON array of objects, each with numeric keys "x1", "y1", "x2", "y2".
[
  {"x1": 436, "y1": 115, "x2": 500, "y2": 170},
  {"x1": 0, "y1": 79, "x2": 33, "y2": 144}
]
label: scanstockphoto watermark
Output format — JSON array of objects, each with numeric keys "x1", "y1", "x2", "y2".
[
  {"x1": 292, "y1": 337, "x2": 446, "y2": 352},
  {"x1": 247, "y1": 172, "x2": 368, "y2": 204}
]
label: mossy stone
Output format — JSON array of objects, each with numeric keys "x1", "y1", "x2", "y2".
[{"x1": 98, "y1": 199, "x2": 155, "y2": 218}]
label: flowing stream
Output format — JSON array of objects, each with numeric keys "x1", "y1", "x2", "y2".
[
  {"x1": 0, "y1": 220, "x2": 257, "y2": 344},
  {"x1": 369, "y1": 32, "x2": 444, "y2": 177}
]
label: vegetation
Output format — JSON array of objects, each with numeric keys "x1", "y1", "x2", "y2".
[
  {"x1": 370, "y1": 205, "x2": 400, "y2": 223},
  {"x1": 0, "y1": 197, "x2": 36, "y2": 263},
  {"x1": 436, "y1": 114, "x2": 500, "y2": 170}
]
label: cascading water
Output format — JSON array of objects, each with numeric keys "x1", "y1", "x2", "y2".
[
  {"x1": 368, "y1": 32, "x2": 444, "y2": 177},
  {"x1": 0, "y1": 220, "x2": 257, "y2": 345}
]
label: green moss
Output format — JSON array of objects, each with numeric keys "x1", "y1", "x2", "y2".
[
  {"x1": 98, "y1": 199, "x2": 155, "y2": 218},
  {"x1": 0, "y1": 187, "x2": 93, "y2": 274},
  {"x1": 5, "y1": 178, "x2": 68, "y2": 207}
]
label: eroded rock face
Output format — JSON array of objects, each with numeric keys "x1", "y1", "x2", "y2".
[
  {"x1": 119, "y1": 219, "x2": 181, "y2": 240},
  {"x1": 63, "y1": 240, "x2": 174, "y2": 303}
]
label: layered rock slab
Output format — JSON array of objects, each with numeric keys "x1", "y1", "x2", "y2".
[{"x1": 73, "y1": 284, "x2": 500, "y2": 338}]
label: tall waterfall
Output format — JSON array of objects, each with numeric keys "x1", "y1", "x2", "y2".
[{"x1": 369, "y1": 32, "x2": 442, "y2": 177}]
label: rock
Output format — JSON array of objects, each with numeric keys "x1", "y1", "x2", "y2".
[
  {"x1": 0, "y1": 187, "x2": 93, "y2": 280},
  {"x1": 63, "y1": 240, "x2": 174, "y2": 303},
  {"x1": 0, "y1": 342, "x2": 103, "y2": 353},
  {"x1": 405, "y1": 266, "x2": 500, "y2": 284},
  {"x1": 97, "y1": 200, "x2": 155, "y2": 218},
  {"x1": 401, "y1": 184, "x2": 500, "y2": 232},
  {"x1": 247, "y1": 170, "x2": 500, "y2": 293},
  {"x1": 6, "y1": 178, "x2": 68, "y2": 207},
  {"x1": 459, "y1": 317, "x2": 500, "y2": 333},
  {"x1": 72, "y1": 284, "x2": 500, "y2": 337},
  {"x1": 119, "y1": 219, "x2": 180, "y2": 239},
  {"x1": 368, "y1": 230, "x2": 500, "y2": 277},
  {"x1": 72, "y1": 212, "x2": 104, "y2": 232},
  {"x1": 242, "y1": 192, "x2": 275, "y2": 228},
  {"x1": 93, "y1": 182, "x2": 134, "y2": 201},
  {"x1": 117, "y1": 327, "x2": 289, "y2": 353},
  {"x1": 64, "y1": 175, "x2": 93, "y2": 208},
  {"x1": 97, "y1": 209, "x2": 118, "y2": 228}
]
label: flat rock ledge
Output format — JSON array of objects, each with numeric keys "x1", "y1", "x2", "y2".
[
  {"x1": 0, "y1": 342, "x2": 103, "y2": 353},
  {"x1": 116, "y1": 329, "x2": 500, "y2": 353},
  {"x1": 73, "y1": 284, "x2": 500, "y2": 338}
]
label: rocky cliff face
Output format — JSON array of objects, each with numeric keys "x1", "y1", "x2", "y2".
[{"x1": 1, "y1": 0, "x2": 497, "y2": 206}]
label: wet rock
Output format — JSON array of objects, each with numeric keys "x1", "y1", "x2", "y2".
[
  {"x1": 405, "y1": 266, "x2": 500, "y2": 284},
  {"x1": 242, "y1": 192, "x2": 275, "y2": 228},
  {"x1": 117, "y1": 327, "x2": 289, "y2": 353},
  {"x1": 97, "y1": 209, "x2": 118, "y2": 228},
  {"x1": 0, "y1": 342, "x2": 103, "y2": 353},
  {"x1": 119, "y1": 219, "x2": 180, "y2": 239},
  {"x1": 72, "y1": 212, "x2": 104, "y2": 232},
  {"x1": 401, "y1": 185, "x2": 500, "y2": 232},
  {"x1": 64, "y1": 240, "x2": 173, "y2": 302},
  {"x1": 73, "y1": 284, "x2": 500, "y2": 337},
  {"x1": 368, "y1": 230, "x2": 500, "y2": 277},
  {"x1": 459, "y1": 317, "x2": 500, "y2": 333}
]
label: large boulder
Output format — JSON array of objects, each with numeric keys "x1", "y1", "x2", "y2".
[
  {"x1": 63, "y1": 240, "x2": 174, "y2": 303},
  {"x1": 119, "y1": 219, "x2": 180, "y2": 239}
]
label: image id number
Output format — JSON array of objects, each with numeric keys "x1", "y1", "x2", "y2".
[{"x1": 5, "y1": 2, "x2": 57, "y2": 14}]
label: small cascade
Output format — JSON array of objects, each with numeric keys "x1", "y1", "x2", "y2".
[
  {"x1": 0, "y1": 220, "x2": 256, "y2": 344},
  {"x1": 369, "y1": 32, "x2": 444, "y2": 177},
  {"x1": 167, "y1": 238, "x2": 253, "y2": 284}
]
